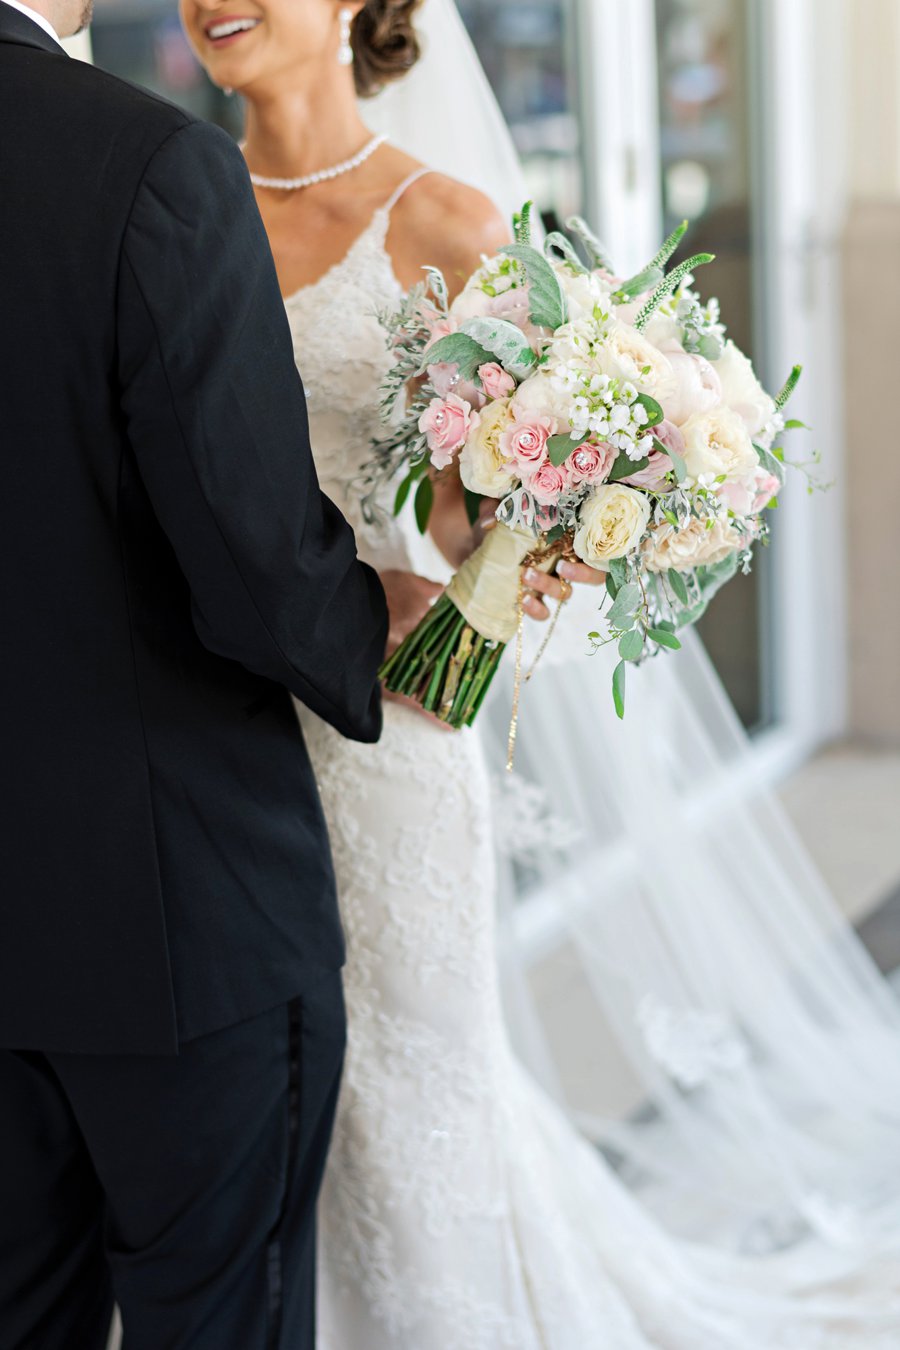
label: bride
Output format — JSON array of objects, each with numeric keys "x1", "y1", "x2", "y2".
[{"x1": 180, "y1": 0, "x2": 900, "y2": 1345}]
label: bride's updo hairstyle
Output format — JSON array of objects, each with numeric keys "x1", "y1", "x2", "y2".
[{"x1": 352, "y1": 0, "x2": 424, "y2": 98}]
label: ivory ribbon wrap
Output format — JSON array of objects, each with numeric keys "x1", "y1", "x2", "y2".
[{"x1": 445, "y1": 522, "x2": 558, "y2": 644}]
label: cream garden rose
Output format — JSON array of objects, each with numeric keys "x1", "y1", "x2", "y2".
[
  {"x1": 680, "y1": 405, "x2": 758, "y2": 485},
  {"x1": 596, "y1": 321, "x2": 676, "y2": 404},
  {"x1": 459, "y1": 399, "x2": 518, "y2": 497},
  {"x1": 573, "y1": 484, "x2": 652, "y2": 569},
  {"x1": 643, "y1": 516, "x2": 746, "y2": 573}
]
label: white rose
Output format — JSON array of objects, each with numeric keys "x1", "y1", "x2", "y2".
[
  {"x1": 553, "y1": 264, "x2": 613, "y2": 321},
  {"x1": 450, "y1": 284, "x2": 493, "y2": 322},
  {"x1": 510, "y1": 369, "x2": 571, "y2": 423},
  {"x1": 643, "y1": 517, "x2": 744, "y2": 573},
  {"x1": 641, "y1": 312, "x2": 682, "y2": 352},
  {"x1": 573, "y1": 485, "x2": 652, "y2": 569},
  {"x1": 713, "y1": 340, "x2": 775, "y2": 437},
  {"x1": 596, "y1": 322, "x2": 676, "y2": 404},
  {"x1": 459, "y1": 399, "x2": 519, "y2": 497},
  {"x1": 680, "y1": 405, "x2": 758, "y2": 485},
  {"x1": 665, "y1": 350, "x2": 722, "y2": 426}
]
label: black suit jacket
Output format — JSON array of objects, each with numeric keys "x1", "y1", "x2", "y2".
[{"x1": 0, "y1": 7, "x2": 388, "y2": 1054}]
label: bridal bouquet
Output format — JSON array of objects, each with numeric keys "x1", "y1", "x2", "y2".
[{"x1": 361, "y1": 205, "x2": 804, "y2": 726}]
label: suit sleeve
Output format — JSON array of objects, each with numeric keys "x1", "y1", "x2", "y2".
[{"x1": 116, "y1": 118, "x2": 387, "y2": 743}]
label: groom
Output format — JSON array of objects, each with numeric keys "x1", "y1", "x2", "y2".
[{"x1": 0, "y1": 1, "x2": 390, "y2": 1347}]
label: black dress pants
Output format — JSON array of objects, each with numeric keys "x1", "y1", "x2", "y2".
[{"x1": 0, "y1": 972, "x2": 345, "y2": 1350}]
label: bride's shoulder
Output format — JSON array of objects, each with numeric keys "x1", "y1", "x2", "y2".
[{"x1": 389, "y1": 168, "x2": 512, "y2": 292}]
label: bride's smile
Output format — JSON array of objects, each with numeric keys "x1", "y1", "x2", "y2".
[{"x1": 203, "y1": 15, "x2": 262, "y2": 49}]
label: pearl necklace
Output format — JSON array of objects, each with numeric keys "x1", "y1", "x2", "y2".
[{"x1": 243, "y1": 133, "x2": 388, "y2": 192}]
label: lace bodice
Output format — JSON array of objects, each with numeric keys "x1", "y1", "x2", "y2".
[{"x1": 285, "y1": 205, "x2": 414, "y2": 574}]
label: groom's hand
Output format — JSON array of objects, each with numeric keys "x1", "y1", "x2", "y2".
[{"x1": 380, "y1": 570, "x2": 445, "y2": 659}]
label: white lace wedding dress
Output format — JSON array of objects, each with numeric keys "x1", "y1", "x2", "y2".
[{"x1": 285, "y1": 175, "x2": 900, "y2": 1350}]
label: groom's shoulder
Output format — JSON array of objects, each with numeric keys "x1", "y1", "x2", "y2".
[
  {"x1": 53, "y1": 54, "x2": 192, "y2": 146},
  {"x1": 50, "y1": 54, "x2": 236, "y2": 179}
]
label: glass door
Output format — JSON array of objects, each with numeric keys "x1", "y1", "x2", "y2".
[
  {"x1": 90, "y1": 0, "x2": 239, "y2": 134},
  {"x1": 653, "y1": 0, "x2": 773, "y2": 732},
  {"x1": 457, "y1": 0, "x2": 585, "y2": 232}
]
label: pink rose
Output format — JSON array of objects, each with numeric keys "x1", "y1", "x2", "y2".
[
  {"x1": 568, "y1": 440, "x2": 616, "y2": 485},
  {"x1": 752, "y1": 471, "x2": 781, "y2": 513},
  {"x1": 478, "y1": 362, "x2": 517, "y2": 400},
  {"x1": 427, "y1": 362, "x2": 460, "y2": 398},
  {"x1": 418, "y1": 394, "x2": 472, "y2": 470},
  {"x1": 425, "y1": 316, "x2": 458, "y2": 350},
  {"x1": 500, "y1": 417, "x2": 553, "y2": 474},
  {"x1": 653, "y1": 419, "x2": 686, "y2": 460},
  {"x1": 487, "y1": 286, "x2": 542, "y2": 343},
  {"x1": 622, "y1": 450, "x2": 673, "y2": 491},
  {"x1": 529, "y1": 460, "x2": 569, "y2": 505},
  {"x1": 717, "y1": 478, "x2": 755, "y2": 516}
]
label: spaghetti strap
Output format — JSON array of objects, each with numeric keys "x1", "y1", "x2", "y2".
[{"x1": 384, "y1": 167, "x2": 434, "y2": 215}]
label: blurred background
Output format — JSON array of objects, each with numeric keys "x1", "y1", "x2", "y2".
[{"x1": 73, "y1": 0, "x2": 900, "y2": 1026}]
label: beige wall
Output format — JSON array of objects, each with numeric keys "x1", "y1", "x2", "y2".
[{"x1": 843, "y1": 0, "x2": 900, "y2": 744}]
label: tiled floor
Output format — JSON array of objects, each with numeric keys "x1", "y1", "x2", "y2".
[{"x1": 778, "y1": 742, "x2": 900, "y2": 926}]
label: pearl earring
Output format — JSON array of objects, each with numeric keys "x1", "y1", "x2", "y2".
[{"x1": 338, "y1": 6, "x2": 354, "y2": 67}]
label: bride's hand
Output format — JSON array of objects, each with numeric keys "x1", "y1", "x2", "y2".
[
  {"x1": 521, "y1": 559, "x2": 606, "y2": 623},
  {"x1": 477, "y1": 504, "x2": 605, "y2": 622},
  {"x1": 379, "y1": 568, "x2": 444, "y2": 659}
]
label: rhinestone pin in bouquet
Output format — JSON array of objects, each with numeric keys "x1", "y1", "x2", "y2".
[{"x1": 361, "y1": 204, "x2": 805, "y2": 749}]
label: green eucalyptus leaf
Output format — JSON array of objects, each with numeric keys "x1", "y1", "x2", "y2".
[
  {"x1": 608, "y1": 557, "x2": 629, "y2": 588},
  {"x1": 618, "y1": 629, "x2": 645, "y2": 663},
  {"x1": 667, "y1": 569, "x2": 690, "y2": 605},
  {"x1": 461, "y1": 317, "x2": 538, "y2": 381},
  {"x1": 500, "y1": 243, "x2": 569, "y2": 330},
  {"x1": 634, "y1": 393, "x2": 665, "y2": 429},
  {"x1": 547, "y1": 432, "x2": 587, "y2": 467},
  {"x1": 612, "y1": 659, "x2": 627, "y2": 720},
  {"x1": 608, "y1": 455, "x2": 649, "y2": 482},
  {"x1": 607, "y1": 582, "x2": 642, "y2": 629},
  {"x1": 393, "y1": 473, "x2": 415, "y2": 517},
  {"x1": 414, "y1": 476, "x2": 434, "y2": 536},
  {"x1": 606, "y1": 573, "x2": 620, "y2": 602},
  {"x1": 649, "y1": 627, "x2": 682, "y2": 651}
]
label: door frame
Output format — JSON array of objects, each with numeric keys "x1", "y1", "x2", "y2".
[{"x1": 574, "y1": 0, "x2": 849, "y2": 779}]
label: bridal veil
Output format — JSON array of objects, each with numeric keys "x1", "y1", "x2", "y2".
[{"x1": 367, "y1": 0, "x2": 900, "y2": 1280}]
